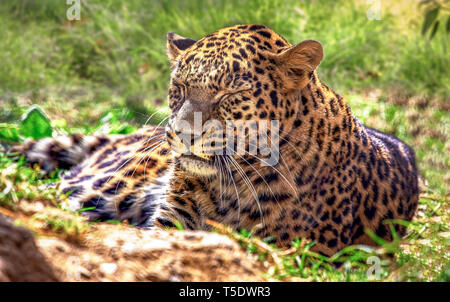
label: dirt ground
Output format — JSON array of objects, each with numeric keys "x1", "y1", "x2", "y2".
[{"x1": 0, "y1": 213, "x2": 265, "y2": 282}]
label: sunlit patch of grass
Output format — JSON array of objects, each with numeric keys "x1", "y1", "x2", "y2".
[
  {"x1": 0, "y1": 153, "x2": 60, "y2": 209},
  {"x1": 32, "y1": 211, "x2": 91, "y2": 242},
  {"x1": 0, "y1": 153, "x2": 92, "y2": 242},
  {"x1": 207, "y1": 219, "x2": 401, "y2": 281},
  {"x1": 392, "y1": 194, "x2": 449, "y2": 281}
]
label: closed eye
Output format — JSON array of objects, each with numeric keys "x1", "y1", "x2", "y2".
[
  {"x1": 222, "y1": 81, "x2": 253, "y2": 98},
  {"x1": 213, "y1": 85, "x2": 252, "y2": 110},
  {"x1": 215, "y1": 90, "x2": 240, "y2": 106}
]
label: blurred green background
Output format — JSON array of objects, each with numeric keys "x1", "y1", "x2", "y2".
[
  {"x1": 0, "y1": 0, "x2": 448, "y2": 108},
  {"x1": 0, "y1": 0, "x2": 448, "y2": 281}
]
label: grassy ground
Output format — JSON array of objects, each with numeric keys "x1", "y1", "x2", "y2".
[{"x1": 0, "y1": 0, "x2": 448, "y2": 281}]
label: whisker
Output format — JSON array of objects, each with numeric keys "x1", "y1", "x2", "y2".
[
  {"x1": 227, "y1": 155, "x2": 265, "y2": 229},
  {"x1": 237, "y1": 142, "x2": 299, "y2": 199},
  {"x1": 223, "y1": 156, "x2": 241, "y2": 222},
  {"x1": 277, "y1": 127, "x2": 307, "y2": 143},
  {"x1": 217, "y1": 156, "x2": 226, "y2": 208},
  {"x1": 112, "y1": 140, "x2": 164, "y2": 215},
  {"x1": 108, "y1": 107, "x2": 165, "y2": 124},
  {"x1": 123, "y1": 117, "x2": 169, "y2": 180},
  {"x1": 232, "y1": 151, "x2": 283, "y2": 212},
  {"x1": 216, "y1": 156, "x2": 231, "y2": 202},
  {"x1": 277, "y1": 133, "x2": 307, "y2": 161},
  {"x1": 112, "y1": 140, "x2": 163, "y2": 191},
  {"x1": 126, "y1": 140, "x2": 164, "y2": 180},
  {"x1": 142, "y1": 107, "x2": 170, "y2": 128},
  {"x1": 265, "y1": 135, "x2": 299, "y2": 197},
  {"x1": 107, "y1": 114, "x2": 170, "y2": 215},
  {"x1": 139, "y1": 115, "x2": 170, "y2": 147}
]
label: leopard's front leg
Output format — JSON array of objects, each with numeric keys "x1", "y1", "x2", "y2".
[
  {"x1": 135, "y1": 167, "x2": 206, "y2": 231},
  {"x1": 153, "y1": 194, "x2": 205, "y2": 231}
]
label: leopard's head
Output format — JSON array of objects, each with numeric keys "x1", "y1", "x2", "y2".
[{"x1": 165, "y1": 24, "x2": 323, "y2": 177}]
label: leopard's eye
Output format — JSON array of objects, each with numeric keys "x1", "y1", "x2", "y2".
[
  {"x1": 214, "y1": 91, "x2": 235, "y2": 108},
  {"x1": 218, "y1": 93, "x2": 231, "y2": 103}
]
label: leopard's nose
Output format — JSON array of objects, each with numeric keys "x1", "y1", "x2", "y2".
[
  {"x1": 168, "y1": 116, "x2": 193, "y2": 135},
  {"x1": 168, "y1": 121, "x2": 190, "y2": 138},
  {"x1": 169, "y1": 121, "x2": 183, "y2": 135}
]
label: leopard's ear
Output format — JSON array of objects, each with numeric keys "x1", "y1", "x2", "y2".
[
  {"x1": 167, "y1": 32, "x2": 197, "y2": 63},
  {"x1": 272, "y1": 40, "x2": 323, "y2": 91}
]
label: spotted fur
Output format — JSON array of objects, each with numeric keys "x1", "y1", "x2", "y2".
[{"x1": 11, "y1": 25, "x2": 419, "y2": 256}]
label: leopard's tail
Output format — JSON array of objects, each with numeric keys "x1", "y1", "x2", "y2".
[{"x1": 8, "y1": 133, "x2": 114, "y2": 172}]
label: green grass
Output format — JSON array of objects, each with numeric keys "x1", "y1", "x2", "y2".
[
  {"x1": 0, "y1": 153, "x2": 59, "y2": 208},
  {"x1": 0, "y1": 0, "x2": 448, "y2": 281}
]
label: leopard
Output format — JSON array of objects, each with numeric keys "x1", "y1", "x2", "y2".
[{"x1": 9, "y1": 24, "x2": 419, "y2": 256}]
